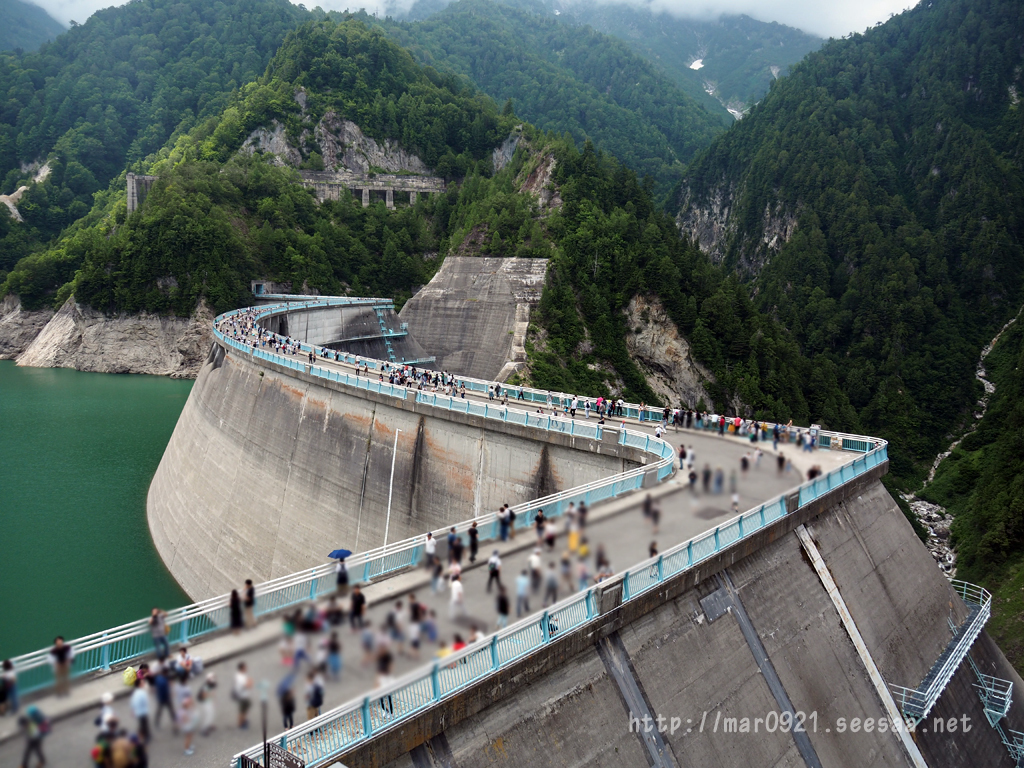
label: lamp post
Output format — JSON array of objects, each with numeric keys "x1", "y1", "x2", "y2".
[{"x1": 384, "y1": 428, "x2": 401, "y2": 553}]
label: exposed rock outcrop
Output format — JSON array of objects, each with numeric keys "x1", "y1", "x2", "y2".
[
  {"x1": 16, "y1": 297, "x2": 214, "y2": 378},
  {"x1": 240, "y1": 114, "x2": 431, "y2": 175},
  {"x1": 625, "y1": 295, "x2": 714, "y2": 408},
  {"x1": 519, "y1": 154, "x2": 561, "y2": 210},
  {"x1": 492, "y1": 127, "x2": 522, "y2": 174},
  {"x1": 0, "y1": 185, "x2": 29, "y2": 222},
  {"x1": 315, "y1": 112, "x2": 430, "y2": 175},
  {"x1": 0, "y1": 295, "x2": 54, "y2": 359}
]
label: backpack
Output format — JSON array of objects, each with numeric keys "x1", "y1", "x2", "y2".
[
  {"x1": 309, "y1": 684, "x2": 324, "y2": 709},
  {"x1": 28, "y1": 706, "x2": 51, "y2": 736}
]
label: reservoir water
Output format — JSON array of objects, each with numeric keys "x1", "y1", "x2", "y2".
[{"x1": 0, "y1": 360, "x2": 192, "y2": 659}]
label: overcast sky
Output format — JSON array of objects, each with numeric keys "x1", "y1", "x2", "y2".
[{"x1": 36, "y1": 0, "x2": 918, "y2": 40}]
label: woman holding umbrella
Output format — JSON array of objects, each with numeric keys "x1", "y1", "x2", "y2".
[{"x1": 330, "y1": 550, "x2": 352, "y2": 598}]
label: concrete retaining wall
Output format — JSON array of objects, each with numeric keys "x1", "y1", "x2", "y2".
[
  {"x1": 147, "y1": 342, "x2": 643, "y2": 599},
  {"x1": 337, "y1": 469, "x2": 1024, "y2": 768}
]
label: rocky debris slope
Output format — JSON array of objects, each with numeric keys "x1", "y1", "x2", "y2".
[
  {"x1": 15, "y1": 297, "x2": 213, "y2": 378},
  {"x1": 0, "y1": 295, "x2": 54, "y2": 358},
  {"x1": 905, "y1": 496, "x2": 956, "y2": 577}
]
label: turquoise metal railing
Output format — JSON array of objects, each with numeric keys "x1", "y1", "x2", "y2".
[
  {"x1": 231, "y1": 438, "x2": 889, "y2": 768},
  {"x1": 10, "y1": 297, "x2": 883, "y2": 701},
  {"x1": 889, "y1": 580, "x2": 991, "y2": 727}
]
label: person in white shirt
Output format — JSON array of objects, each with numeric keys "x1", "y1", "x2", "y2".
[
  {"x1": 449, "y1": 575, "x2": 465, "y2": 619},
  {"x1": 424, "y1": 532, "x2": 436, "y2": 566}
]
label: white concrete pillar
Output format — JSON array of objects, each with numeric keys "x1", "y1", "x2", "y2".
[
  {"x1": 386, "y1": 189, "x2": 394, "y2": 209},
  {"x1": 362, "y1": 188, "x2": 370, "y2": 207},
  {"x1": 409, "y1": 191, "x2": 418, "y2": 206}
]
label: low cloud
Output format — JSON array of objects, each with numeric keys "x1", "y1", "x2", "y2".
[{"x1": 30, "y1": 0, "x2": 918, "y2": 40}]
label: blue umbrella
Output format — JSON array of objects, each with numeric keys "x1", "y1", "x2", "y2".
[{"x1": 328, "y1": 549, "x2": 352, "y2": 560}]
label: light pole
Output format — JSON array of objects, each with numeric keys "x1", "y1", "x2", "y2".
[{"x1": 383, "y1": 428, "x2": 401, "y2": 553}]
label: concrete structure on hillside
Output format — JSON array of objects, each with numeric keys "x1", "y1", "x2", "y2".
[
  {"x1": 298, "y1": 170, "x2": 446, "y2": 208},
  {"x1": 258, "y1": 299, "x2": 435, "y2": 366},
  {"x1": 125, "y1": 172, "x2": 158, "y2": 214},
  {"x1": 310, "y1": 471, "x2": 1024, "y2": 768},
  {"x1": 399, "y1": 257, "x2": 548, "y2": 380},
  {"x1": 147, "y1": 339, "x2": 647, "y2": 599}
]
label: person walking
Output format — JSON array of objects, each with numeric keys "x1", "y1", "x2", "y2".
[
  {"x1": 48, "y1": 637, "x2": 73, "y2": 697},
  {"x1": 18, "y1": 706, "x2": 47, "y2": 768},
  {"x1": 423, "y1": 532, "x2": 437, "y2": 566},
  {"x1": 243, "y1": 580, "x2": 256, "y2": 628},
  {"x1": 279, "y1": 683, "x2": 296, "y2": 730},
  {"x1": 534, "y1": 510, "x2": 546, "y2": 545},
  {"x1": 1, "y1": 659, "x2": 18, "y2": 715},
  {"x1": 335, "y1": 558, "x2": 350, "y2": 597},
  {"x1": 180, "y1": 691, "x2": 197, "y2": 756},
  {"x1": 349, "y1": 586, "x2": 366, "y2": 630},
  {"x1": 449, "y1": 575, "x2": 465, "y2": 620},
  {"x1": 543, "y1": 563, "x2": 559, "y2": 607},
  {"x1": 130, "y1": 678, "x2": 150, "y2": 744},
  {"x1": 229, "y1": 590, "x2": 244, "y2": 634},
  {"x1": 233, "y1": 662, "x2": 253, "y2": 730},
  {"x1": 515, "y1": 570, "x2": 530, "y2": 618},
  {"x1": 486, "y1": 550, "x2": 502, "y2": 592},
  {"x1": 149, "y1": 609, "x2": 170, "y2": 661},
  {"x1": 528, "y1": 548, "x2": 543, "y2": 594},
  {"x1": 197, "y1": 673, "x2": 216, "y2": 736},
  {"x1": 496, "y1": 587, "x2": 510, "y2": 630},
  {"x1": 467, "y1": 522, "x2": 479, "y2": 563},
  {"x1": 152, "y1": 662, "x2": 176, "y2": 734},
  {"x1": 304, "y1": 671, "x2": 324, "y2": 721}
]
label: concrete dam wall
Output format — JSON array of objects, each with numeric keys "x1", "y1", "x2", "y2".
[
  {"x1": 147, "y1": 342, "x2": 640, "y2": 600},
  {"x1": 340, "y1": 473, "x2": 1024, "y2": 768},
  {"x1": 399, "y1": 257, "x2": 548, "y2": 380}
]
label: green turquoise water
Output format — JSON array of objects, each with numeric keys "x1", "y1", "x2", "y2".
[{"x1": 0, "y1": 360, "x2": 192, "y2": 659}]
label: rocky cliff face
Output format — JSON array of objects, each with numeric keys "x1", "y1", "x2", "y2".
[
  {"x1": 13, "y1": 297, "x2": 213, "y2": 378},
  {"x1": 676, "y1": 181, "x2": 797, "y2": 273},
  {"x1": 0, "y1": 295, "x2": 54, "y2": 359},
  {"x1": 241, "y1": 113, "x2": 431, "y2": 175},
  {"x1": 624, "y1": 295, "x2": 714, "y2": 408}
]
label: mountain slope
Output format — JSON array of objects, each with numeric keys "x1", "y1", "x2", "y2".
[
  {"x1": 677, "y1": 0, "x2": 1024, "y2": 482},
  {"x1": 402, "y1": 0, "x2": 821, "y2": 119},
  {"x1": 0, "y1": 0, "x2": 65, "y2": 52},
  {"x1": 0, "y1": 0, "x2": 311, "y2": 275},
  {"x1": 373, "y1": 0, "x2": 728, "y2": 196}
]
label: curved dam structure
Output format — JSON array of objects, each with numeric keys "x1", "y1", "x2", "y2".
[{"x1": 147, "y1": 299, "x2": 651, "y2": 599}]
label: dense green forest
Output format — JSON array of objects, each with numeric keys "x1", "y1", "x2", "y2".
[
  {"x1": 678, "y1": 0, "x2": 1024, "y2": 484},
  {"x1": 3, "y1": 17, "x2": 519, "y2": 314},
  {"x1": 920, "y1": 317, "x2": 1024, "y2": 667},
  {"x1": 0, "y1": 0, "x2": 65, "y2": 53},
  {"x1": 373, "y1": 0, "x2": 727, "y2": 196},
  {"x1": 0, "y1": 0, "x2": 310, "y2": 275},
  {"x1": 400, "y1": 0, "x2": 820, "y2": 119}
]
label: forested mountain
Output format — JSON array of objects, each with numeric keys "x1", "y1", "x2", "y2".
[
  {"x1": 0, "y1": 0, "x2": 310, "y2": 275},
  {"x1": 677, "y1": 0, "x2": 1024, "y2": 484},
  {"x1": 401, "y1": 0, "x2": 821, "y2": 119},
  {"x1": 0, "y1": 0, "x2": 65, "y2": 52},
  {"x1": 372, "y1": 0, "x2": 728, "y2": 196}
]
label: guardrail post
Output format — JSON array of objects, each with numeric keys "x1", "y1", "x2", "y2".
[
  {"x1": 657, "y1": 555, "x2": 664, "y2": 583},
  {"x1": 101, "y1": 634, "x2": 110, "y2": 671},
  {"x1": 431, "y1": 663, "x2": 441, "y2": 701},
  {"x1": 181, "y1": 617, "x2": 190, "y2": 645},
  {"x1": 686, "y1": 541, "x2": 693, "y2": 567},
  {"x1": 759, "y1": 505, "x2": 766, "y2": 527},
  {"x1": 490, "y1": 636, "x2": 499, "y2": 670},
  {"x1": 541, "y1": 611, "x2": 550, "y2": 643},
  {"x1": 714, "y1": 528, "x2": 720, "y2": 552},
  {"x1": 738, "y1": 516, "x2": 744, "y2": 538},
  {"x1": 362, "y1": 697, "x2": 371, "y2": 736},
  {"x1": 622, "y1": 573, "x2": 631, "y2": 601},
  {"x1": 309, "y1": 570, "x2": 317, "y2": 601},
  {"x1": 570, "y1": 420, "x2": 575, "y2": 436},
  {"x1": 362, "y1": 562, "x2": 371, "y2": 583},
  {"x1": 644, "y1": 435, "x2": 650, "y2": 452}
]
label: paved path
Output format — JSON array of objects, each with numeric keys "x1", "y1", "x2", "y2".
[{"x1": 1, "y1": 340, "x2": 852, "y2": 766}]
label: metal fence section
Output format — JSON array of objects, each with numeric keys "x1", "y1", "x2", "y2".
[
  {"x1": 231, "y1": 438, "x2": 889, "y2": 768},
  {"x1": 889, "y1": 580, "x2": 991, "y2": 727}
]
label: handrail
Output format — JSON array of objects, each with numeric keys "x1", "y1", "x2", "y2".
[
  {"x1": 231, "y1": 438, "x2": 890, "y2": 767},
  {"x1": 889, "y1": 580, "x2": 992, "y2": 727}
]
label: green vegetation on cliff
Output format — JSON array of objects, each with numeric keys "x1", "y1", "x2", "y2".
[{"x1": 679, "y1": 0, "x2": 1024, "y2": 482}]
